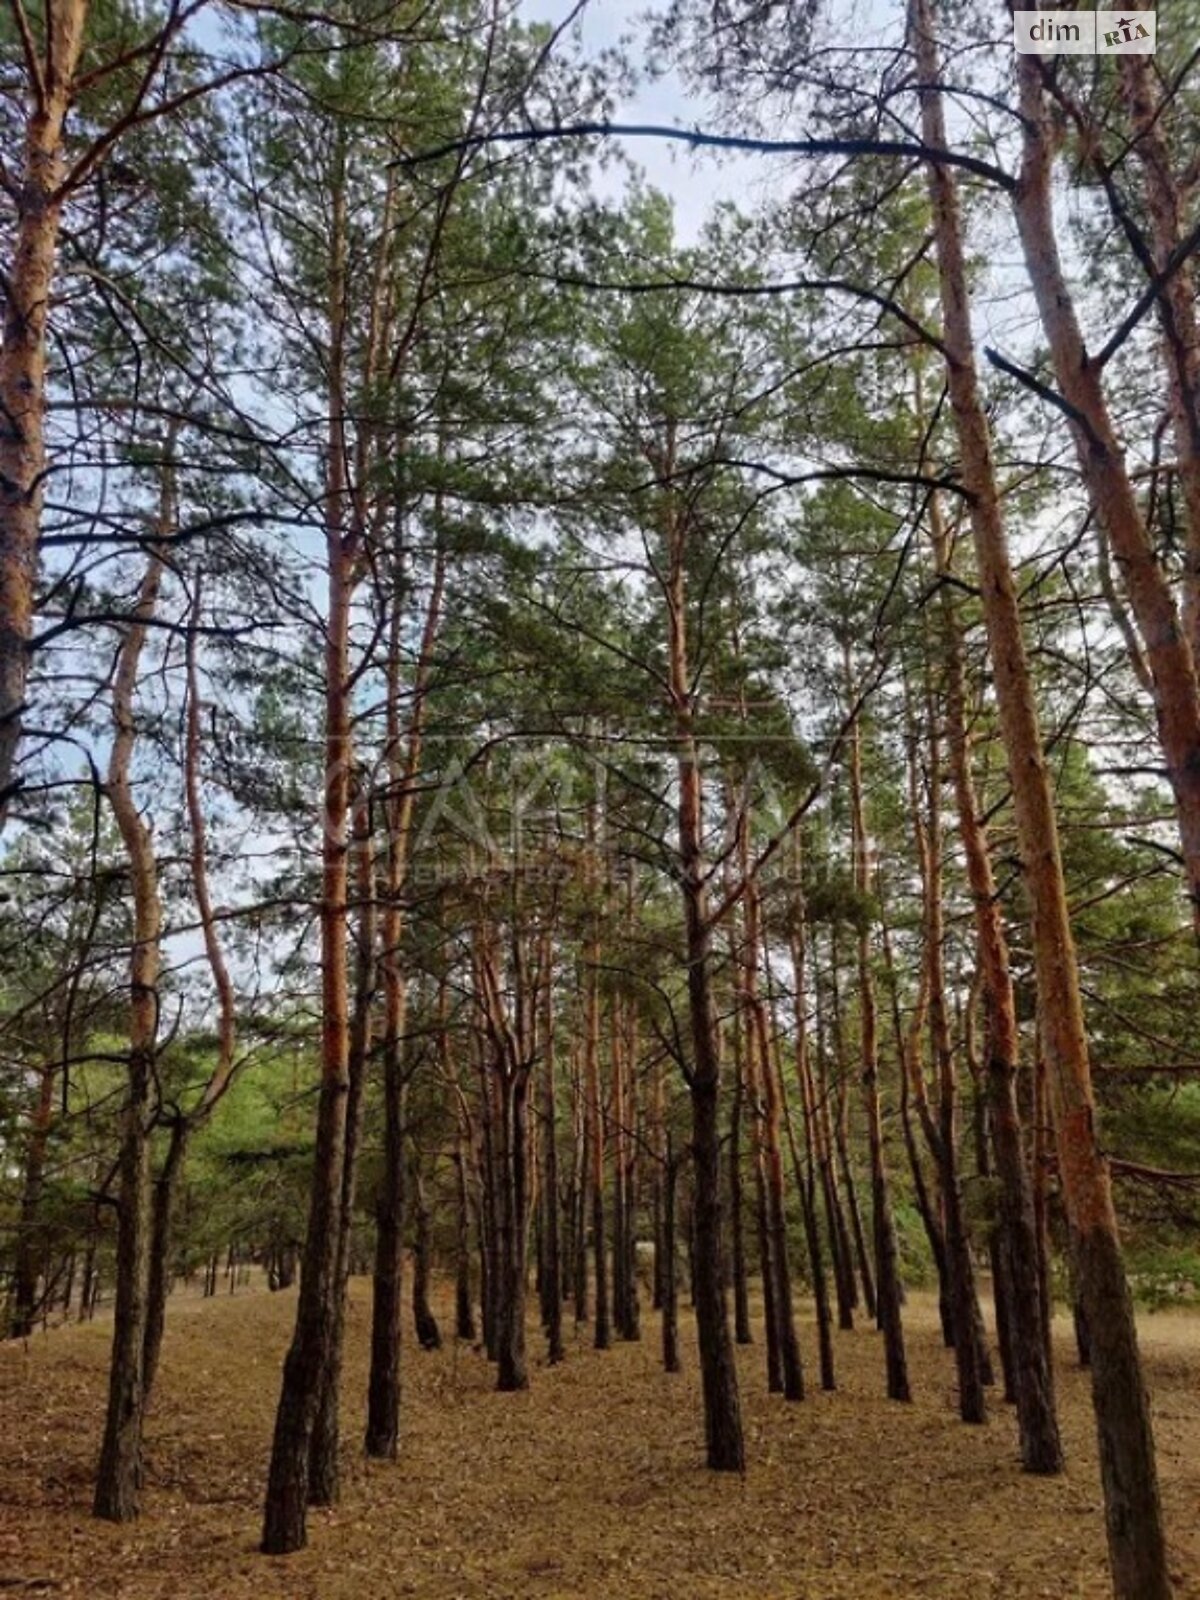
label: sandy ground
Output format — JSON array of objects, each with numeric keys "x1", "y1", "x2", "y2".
[{"x1": 1, "y1": 1278, "x2": 1198, "y2": 1599}]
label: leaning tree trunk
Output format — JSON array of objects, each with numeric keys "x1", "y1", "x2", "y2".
[
  {"x1": 1117, "y1": 41, "x2": 1200, "y2": 663},
  {"x1": 926, "y1": 486, "x2": 1062, "y2": 1470},
  {"x1": 94, "y1": 540, "x2": 166, "y2": 1523},
  {"x1": 913, "y1": 7, "x2": 1168, "y2": 1591},
  {"x1": 1012, "y1": 52, "x2": 1200, "y2": 939}
]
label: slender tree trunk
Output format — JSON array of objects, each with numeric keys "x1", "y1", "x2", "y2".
[
  {"x1": 310, "y1": 795, "x2": 376, "y2": 1505},
  {"x1": 611, "y1": 992, "x2": 631, "y2": 1339},
  {"x1": 621, "y1": 990, "x2": 641, "y2": 1340},
  {"x1": 262, "y1": 160, "x2": 353, "y2": 1552},
  {"x1": 571, "y1": 1033, "x2": 589, "y2": 1325},
  {"x1": 916, "y1": 699, "x2": 987, "y2": 1423},
  {"x1": 363, "y1": 501, "x2": 445, "y2": 1458},
  {"x1": 844, "y1": 670, "x2": 909, "y2": 1402},
  {"x1": 662, "y1": 1150, "x2": 682, "y2": 1375},
  {"x1": 1033, "y1": 1048, "x2": 1054, "y2": 1374},
  {"x1": 540, "y1": 942, "x2": 564, "y2": 1363},
  {"x1": 142, "y1": 1119, "x2": 188, "y2": 1405},
  {"x1": 651, "y1": 1053, "x2": 666, "y2": 1314},
  {"x1": 729, "y1": 1037, "x2": 753, "y2": 1345},
  {"x1": 453, "y1": 1150, "x2": 476, "y2": 1342},
  {"x1": 583, "y1": 933, "x2": 610, "y2": 1351},
  {"x1": 923, "y1": 483, "x2": 1062, "y2": 1467},
  {"x1": 913, "y1": 8, "x2": 1168, "y2": 1588},
  {"x1": 811, "y1": 932, "x2": 856, "y2": 1330},
  {"x1": 411, "y1": 1171, "x2": 443, "y2": 1352},
  {"x1": 739, "y1": 839, "x2": 802, "y2": 1399},
  {"x1": 827, "y1": 930, "x2": 877, "y2": 1322},
  {"x1": 664, "y1": 464, "x2": 743, "y2": 1471},
  {"x1": 784, "y1": 899, "x2": 836, "y2": 1391},
  {"x1": 881, "y1": 905, "x2": 953, "y2": 1347},
  {"x1": 94, "y1": 538, "x2": 166, "y2": 1523},
  {"x1": 11, "y1": 1061, "x2": 55, "y2": 1339},
  {"x1": 365, "y1": 1009, "x2": 406, "y2": 1455}
]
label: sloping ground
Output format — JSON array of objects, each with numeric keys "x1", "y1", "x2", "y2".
[{"x1": 1, "y1": 1281, "x2": 1198, "y2": 1599}]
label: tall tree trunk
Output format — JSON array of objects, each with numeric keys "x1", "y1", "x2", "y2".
[
  {"x1": 540, "y1": 941, "x2": 564, "y2": 1363},
  {"x1": 916, "y1": 696, "x2": 987, "y2": 1424},
  {"x1": 913, "y1": 8, "x2": 1169, "y2": 1589},
  {"x1": 923, "y1": 484, "x2": 1062, "y2": 1468},
  {"x1": 364, "y1": 495, "x2": 445, "y2": 1458},
  {"x1": 737, "y1": 816, "x2": 802, "y2": 1400},
  {"x1": 663, "y1": 449, "x2": 743, "y2": 1471},
  {"x1": 94, "y1": 535, "x2": 166, "y2": 1523},
  {"x1": 827, "y1": 930, "x2": 877, "y2": 1322},
  {"x1": 572, "y1": 1035, "x2": 589, "y2": 1325},
  {"x1": 651, "y1": 1052, "x2": 666, "y2": 1314},
  {"x1": 783, "y1": 890, "x2": 836, "y2": 1392},
  {"x1": 611, "y1": 992, "x2": 631, "y2": 1339},
  {"x1": 365, "y1": 1000, "x2": 406, "y2": 1455},
  {"x1": 1011, "y1": 52, "x2": 1200, "y2": 938},
  {"x1": 661, "y1": 1148, "x2": 682, "y2": 1375},
  {"x1": 729, "y1": 1036, "x2": 753, "y2": 1345},
  {"x1": 811, "y1": 930, "x2": 856, "y2": 1330},
  {"x1": 880, "y1": 905, "x2": 954, "y2": 1348},
  {"x1": 583, "y1": 930, "x2": 610, "y2": 1351},
  {"x1": 262, "y1": 156, "x2": 353, "y2": 1552},
  {"x1": 621, "y1": 991, "x2": 641, "y2": 1340},
  {"x1": 494, "y1": 1070, "x2": 530, "y2": 1389},
  {"x1": 310, "y1": 800, "x2": 376, "y2": 1504},
  {"x1": 844, "y1": 665, "x2": 909, "y2": 1402},
  {"x1": 0, "y1": 0, "x2": 88, "y2": 828}
]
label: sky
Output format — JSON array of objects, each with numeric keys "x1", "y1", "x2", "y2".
[
  {"x1": 515, "y1": 0, "x2": 948, "y2": 243},
  {"x1": 517, "y1": 0, "x2": 789, "y2": 241}
]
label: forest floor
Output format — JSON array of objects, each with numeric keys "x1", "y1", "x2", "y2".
[{"x1": 2, "y1": 1279, "x2": 1199, "y2": 1600}]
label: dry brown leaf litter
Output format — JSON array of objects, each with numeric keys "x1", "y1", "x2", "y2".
[{"x1": 1, "y1": 1280, "x2": 1198, "y2": 1599}]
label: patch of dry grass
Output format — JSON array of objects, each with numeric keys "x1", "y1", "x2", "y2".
[{"x1": 2, "y1": 1279, "x2": 1198, "y2": 1598}]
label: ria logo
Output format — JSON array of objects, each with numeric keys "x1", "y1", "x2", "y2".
[
  {"x1": 1100, "y1": 11, "x2": 1155, "y2": 47},
  {"x1": 1013, "y1": 10, "x2": 1156, "y2": 53}
]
